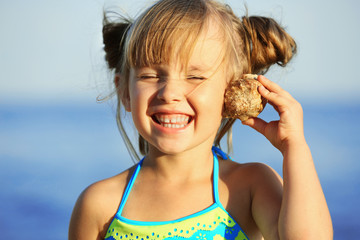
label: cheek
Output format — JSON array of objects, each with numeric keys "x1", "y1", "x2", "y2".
[
  {"x1": 129, "y1": 84, "x2": 149, "y2": 107},
  {"x1": 128, "y1": 85, "x2": 146, "y2": 125},
  {"x1": 192, "y1": 82, "x2": 225, "y2": 116},
  {"x1": 129, "y1": 84, "x2": 158, "y2": 123}
]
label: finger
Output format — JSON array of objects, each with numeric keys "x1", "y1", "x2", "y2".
[
  {"x1": 242, "y1": 117, "x2": 268, "y2": 136},
  {"x1": 257, "y1": 75, "x2": 292, "y2": 98},
  {"x1": 258, "y1": 85, "x2": 287, "y2": 108},
  {"x1": 257, "y1": 75, "x2": 283, "y2": 93},
  {"x1": 267, "y1": 100, "x2": 281, "y2": 114}
]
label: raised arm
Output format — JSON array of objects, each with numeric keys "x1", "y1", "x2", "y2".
[{"x1": 242, "y1": 75, "x2": 333, "y2": 239}]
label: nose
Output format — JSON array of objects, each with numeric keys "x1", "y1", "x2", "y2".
[{"x1": 157, "y1": 80, "x2": 184, "y2": 103}]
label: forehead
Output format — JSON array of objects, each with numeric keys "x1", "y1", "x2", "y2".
[
  {"x1": 124, "y1": 1, "x2": 228, "y2": 71},
  {"x1": 187, "y1": 20, "x2": 225, "y2": 71},
  {"x1": 129, "y1": 18, "x2": 226, "y2": 73}
]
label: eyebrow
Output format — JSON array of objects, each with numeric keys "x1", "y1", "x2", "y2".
[
  {"x1": 136, "y1": 64, "x2": 212, "y2": 74},
  {"x1": 187, "y1": 64, "x2": 211, "y2": 72}
]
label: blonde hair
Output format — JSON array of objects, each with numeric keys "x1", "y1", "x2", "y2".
[{"x1": 102, "y1": 0, "x2": 297, "y2": 162}]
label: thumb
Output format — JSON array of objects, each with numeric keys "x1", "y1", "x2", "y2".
[{"x1": 242, "y1": 117, "x2": 268, "y2": 136}]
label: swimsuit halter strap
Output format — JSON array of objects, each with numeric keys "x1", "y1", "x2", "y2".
[
  {"x1": 116, "y1": 147, "x2": 229, "y2": 217},
  {"x1": 212, "y1": 148, "x2": 221, "y2": 204},
  {"x1": 211, "y1": 146, "x2": 232, "y2": 204},
  {"x1": 116, "y1": 158, "x2": 144, "y2": 217}
]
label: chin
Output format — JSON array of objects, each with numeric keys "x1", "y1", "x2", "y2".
[{"x1": 147, "y1": 141, "x2": 191, "y2": 156}]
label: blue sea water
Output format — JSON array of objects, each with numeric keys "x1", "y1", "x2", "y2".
[{"x1": 0, "y1": 102, "x2": 359, "y2": 239}]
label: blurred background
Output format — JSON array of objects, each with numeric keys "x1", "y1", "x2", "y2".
[{"x1": 1, "y1": 0, "x2": 359, "y2": 239}]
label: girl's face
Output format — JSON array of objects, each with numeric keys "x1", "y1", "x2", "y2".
[{"x1": 127, "y1": 21, "x2": 229, "y2": 155}]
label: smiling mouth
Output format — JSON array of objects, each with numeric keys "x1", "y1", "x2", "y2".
[{"x1": 152, "y1": 114, "x2": 193, "y2": 129}]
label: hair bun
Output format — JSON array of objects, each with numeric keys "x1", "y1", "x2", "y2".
[
  {"x1": 102, "y1": 17, "x2": 131, "y2": 71},
  {"x1": 242, "y1": 16, "x2": 297, "y2": 74}
]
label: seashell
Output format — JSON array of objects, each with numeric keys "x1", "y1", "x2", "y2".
[{"x1": 223, "y1": 74, "x2": 267, "y2": 121}]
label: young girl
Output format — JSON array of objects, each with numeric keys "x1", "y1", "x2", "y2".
[{"x1": 69, "y1": 0, "x2": 332, "y2": 239}]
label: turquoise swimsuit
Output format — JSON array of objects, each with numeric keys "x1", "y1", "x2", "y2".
[{"x1": 105, "y1": 147, "x2": 249, "y2": 240}]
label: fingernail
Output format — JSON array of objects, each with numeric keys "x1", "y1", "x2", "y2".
[{"x1": 259, "y1": 85, "x2": 265, "y2": 91}]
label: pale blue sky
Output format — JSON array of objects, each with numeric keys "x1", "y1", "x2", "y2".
[{"x1": 1, "y1": 0, "x2": 359, "y2": 104}]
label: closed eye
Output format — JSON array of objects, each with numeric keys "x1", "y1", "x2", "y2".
[
  {"x1": 138, "y1": 75, "x2": 159, "y2": 80},
  {"x1": 187, "y1": 76, "x2": 207, "y2": 81}
]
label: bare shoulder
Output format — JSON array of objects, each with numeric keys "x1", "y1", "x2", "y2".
[
  {"x1": 68, "y1": 165, "x2": 136, "y2": 240},
  {"x1": 224, "y1": 160, "x2": 283, "y2": 204},
  {"x1": 220, "y1": 159, "x2": 282, "y2": 186},
  {"x1": 220, "y1": 159, "x2": 283, "y2": 239}
]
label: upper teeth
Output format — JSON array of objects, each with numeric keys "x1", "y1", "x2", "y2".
[{"x1": 155, "y1": 114, "x2": 190, "y2": 125}]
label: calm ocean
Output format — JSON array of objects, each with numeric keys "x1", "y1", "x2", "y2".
[{"x1": 1, "y1": 102, "x2": 359, "y2": 239}]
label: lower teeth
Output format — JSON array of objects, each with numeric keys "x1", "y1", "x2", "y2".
[{"x1": 162, "y1": 123, "x2": 186, "y2": 128}]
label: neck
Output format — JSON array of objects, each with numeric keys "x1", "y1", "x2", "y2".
[{"x1": 143, "y1": 143, "x2": 214, "y2": 183}]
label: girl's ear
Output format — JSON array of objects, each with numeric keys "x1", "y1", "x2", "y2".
[
  {"x1": 122, "y1": 96, "x2": 131, "y2": 112},
  {"x1": 115, "y1": 74, "x2": 131, "y2": 112}
]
